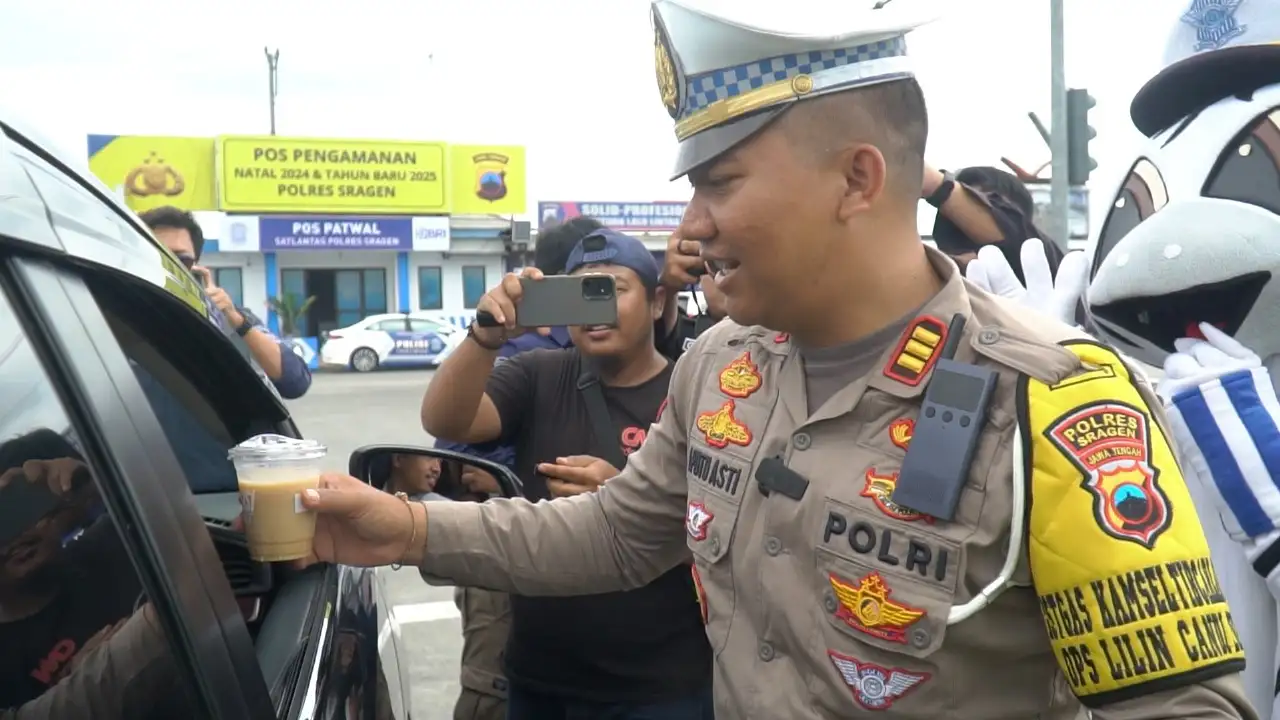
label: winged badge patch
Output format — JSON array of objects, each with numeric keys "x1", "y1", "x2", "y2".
[
  {"x1": 829, "y1": 572, "x2": 925, "y2": 643},
  {"x1": 829, "y1": 651, "x2": 930, "y2": 710}
]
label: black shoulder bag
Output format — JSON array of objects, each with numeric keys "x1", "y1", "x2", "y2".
[{"x1": 576, "y1": 369, "x2": 628, "y2": 470}]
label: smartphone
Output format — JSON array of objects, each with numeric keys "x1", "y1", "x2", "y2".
[
  {"x1": 0, "y1": 474, "x2": 61, "y2": 547},
  {"x1": 516, "y1": 274, "x2": 618, "y2": 328}
]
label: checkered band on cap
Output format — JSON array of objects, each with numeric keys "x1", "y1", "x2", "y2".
[{"x1": 680, "y1": 36, "x2": 908, "y2": 120}]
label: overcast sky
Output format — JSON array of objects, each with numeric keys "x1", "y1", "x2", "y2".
[{"x1": 0, "y1": 0, "x2": 1185, "y2": 231}]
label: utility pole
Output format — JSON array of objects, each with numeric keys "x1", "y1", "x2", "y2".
[
  {"x1": 265, "y1": 47, "x2": 281, "y2": 135},
  {"x1": 1048, "y1": 0, "x2": 1069, "y2": 250}
]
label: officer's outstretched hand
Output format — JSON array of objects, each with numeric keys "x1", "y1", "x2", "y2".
[
  {"x1": 291, "y1": 472, "x2": 422, "y2": 568},
  {"x1": 473, "y1": 267, "x2": 551, "y2": 345},
  {"x1": 965, "y1": 238, "x2": 1086, "y2": 327}
]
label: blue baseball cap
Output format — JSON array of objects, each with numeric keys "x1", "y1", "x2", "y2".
[{"x1": 564, "y1": 229, "x2": 661, "y2": 290}]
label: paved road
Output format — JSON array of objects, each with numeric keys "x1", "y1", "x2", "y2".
[{"x1": 283, "y1": 369, "x2": 463, "y2": 719}]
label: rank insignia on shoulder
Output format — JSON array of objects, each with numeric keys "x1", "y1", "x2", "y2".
[
  {"x1": 829, "y1": 572, "x2": 924, "y2": 643},
  {"x1": 828, "y1": 651, "x2": 929, "y2": 710},
  {"x1": 718, "y1": 351, "x2": 762, "y2": 398},
  {"x1": 691, "y1": 564, "x2": 708, "y2": 624},
  {"x1": 888, "y1": 419, "x2": 914, "y2": 450},
  {"x1": 883, "y1": 316, "x2": 947, "y2": 386},
  {"x1": 861, "y1": 469, "x2": 932, "y2": 523},
  {"x1": 1046, "y1": 401, "x2": 1171, "y2": 548},
  {"x1": 696, "y1": 400, "x2": 753, "y2": 449},
  {"x1": 686, "y1": 501, "x2": 714, "y2": 541}
]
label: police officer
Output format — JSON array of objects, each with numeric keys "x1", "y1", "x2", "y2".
[{"x1": 288, "y1": 2, "x2": 1255, "y2": 717}]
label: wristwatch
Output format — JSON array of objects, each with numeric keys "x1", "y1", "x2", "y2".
[
  {"x1": 234, "y1": 313, "x2": 255, "y2": 337},
  {"x1": 925, "y1": 170, "x2": 957, "y2": 209}
]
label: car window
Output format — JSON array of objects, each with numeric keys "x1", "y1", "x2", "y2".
[
  {"x1": 408, "y1": 318, "x2": 443, "y2": 333},
  {"x1": 83, "y1": 269, "x2": 290, "y2": 495},
  {"x1": 0, "y1": 285, "x2": 199, "y2": 717},
  {"x1": 1203, "y1": 106, "x2": 1280, "y2": 214},
  {"x1": 1091, "y1": 158, "x2": 1168, "y2": 278},
  {"x1": 371, "y1": 319, "x2": 406, "y2": 332}
]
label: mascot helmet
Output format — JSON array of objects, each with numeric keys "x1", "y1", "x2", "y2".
[{"x1": 1086, "y1": 0, "x2": 1280, "y2": 368}]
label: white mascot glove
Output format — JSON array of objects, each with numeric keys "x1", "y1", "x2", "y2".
[
  {"x1": 1159, "y1": 322, "x2": 1280, "y2": 569},
  {"x1": 964, "y1": 238, "x2": 1088, "y2": 327}
]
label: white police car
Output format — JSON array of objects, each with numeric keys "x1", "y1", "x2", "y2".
[{"x1": 319, "y1": 312, "x2": 463, "y2": 372}]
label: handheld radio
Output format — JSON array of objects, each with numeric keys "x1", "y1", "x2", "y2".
[{"x1": 889, "y1": 314, "x2": 999, "y2": 522}]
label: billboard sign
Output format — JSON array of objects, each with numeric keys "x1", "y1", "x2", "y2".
[
  {"x1": 217, "y1": 136, "x2": 448, "y2": 214},
  {"x1": 538, "y1": 201, "x2": 687, "y2": 232}
]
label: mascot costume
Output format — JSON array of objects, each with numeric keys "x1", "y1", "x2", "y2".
[{"x1": 969, "y1": 0, "x2": 1280, "y2": 715}]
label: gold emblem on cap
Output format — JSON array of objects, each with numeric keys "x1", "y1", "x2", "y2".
[
  {"x1": 655, "y1": 28, "x2": 679, "y2": 119},
  {"x1": 791, "y1": 75, "x2": 814, "y2": 94}
]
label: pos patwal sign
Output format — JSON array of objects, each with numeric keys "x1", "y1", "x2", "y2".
[
  {"x1": 1021, "y1": 341, "x2": 1244, "y2": 707},
  {"x1": 217, "y1": 136, "x2": 448, "y2": 214}
]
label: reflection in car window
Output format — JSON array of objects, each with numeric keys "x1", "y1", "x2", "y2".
[
  {"x1": 1091, "y1": 158, "x2": 1168, "y2": 276},
  {"x1": 97, "y1": 297, "x2": 240, "y2": 496},
  {"x1": 0, "y1": 288, "x2": 196, "y2": 717},
  {"x1": 1203, "y1": 106, "x2": 1280, "y2": 214}
]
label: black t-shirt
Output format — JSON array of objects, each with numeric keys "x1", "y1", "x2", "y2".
[
  {"x1": 486, "y1": 348, "x2": 711, "y2": 702},
  {"x1": 0, "y1": 520, "x2": 142, "y2": 708}
]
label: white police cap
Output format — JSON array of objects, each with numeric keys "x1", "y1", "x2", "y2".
[
  {"x1": 652, "y1": 0, "x2": 937, "y2": 179},
  {"x1": 1131, "y1": 0, "x2": 1280, "y2": 136}
]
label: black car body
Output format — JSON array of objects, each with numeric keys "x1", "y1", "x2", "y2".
[{"x1": 0, "y1": 116, "x2": 411, "y2": 718}]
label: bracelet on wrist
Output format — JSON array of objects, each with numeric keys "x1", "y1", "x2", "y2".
[
  {"x1": 467, "y1": 323, "x2": 506, "y2": 351},
  {"x1": 391, "y1": 492, "x2": 417, "y2": 571}
]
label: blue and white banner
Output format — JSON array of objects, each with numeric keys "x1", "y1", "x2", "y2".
[{"x1": 215, "y1": 214, "x2": 450, "y2": 252}]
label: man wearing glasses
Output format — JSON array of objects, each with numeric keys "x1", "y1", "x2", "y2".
[{"x1": 138, "y1": 206, "x2": 311, "y2": 400}]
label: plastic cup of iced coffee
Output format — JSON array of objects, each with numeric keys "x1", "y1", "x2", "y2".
[{"x1": 229, "y1": 434, "x2": 327, "y2": 562}]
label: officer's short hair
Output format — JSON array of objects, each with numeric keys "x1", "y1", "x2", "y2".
[
  {"x1": 138, "y1": 206, "x2": 205, "y2": 259},
  {"x1": 534, "y1": 217, "x2": 605, "y2": 274},
  {"x1": 785, "y1": 77, "x2": 929, "y2": 201}
]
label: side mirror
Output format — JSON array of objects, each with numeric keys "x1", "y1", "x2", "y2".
[{"x1": 347, "y1": 445, "x2": 523, "y2": 501}]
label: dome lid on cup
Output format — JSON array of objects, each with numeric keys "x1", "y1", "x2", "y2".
[{"x1": 227, "y1": 434, "x2": 326, "y2": 461}]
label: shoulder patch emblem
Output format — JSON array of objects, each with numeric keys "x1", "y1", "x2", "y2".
[
  {"x1": 718, "y1": 351, "x2": 762, "y2": 398},
  {"x1": 888, "y1": 419, "x2": 914, "y2": 450},
  {"x1": 829, "y1": 572, "x2": 924, "y2": 643},
  {"x1": 696, "y1": 400, "x2": 753, "y2": 449},
  {"x1": 1046, "y1": 401, "x2": 1171, "y2": 548},
  {"x1": 686, "y1": 501, "x2": 714, "y2": 541},
  {"x1": 861, "y1": 469, "x2": 933, "y2": 523},
  {"x1": 828, "y1": 651, "x2": 929, "y2": 710}
]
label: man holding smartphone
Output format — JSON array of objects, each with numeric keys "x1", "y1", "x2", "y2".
[
  {"x1": 421, "y1": 230, "x2": 712, "y2": 719},
  {"x1": 430, "y1": 216, "x2": 601, "y2": 720},
  {"x1": 138, "y1": 206, "x2": 311, "y2": 400}
]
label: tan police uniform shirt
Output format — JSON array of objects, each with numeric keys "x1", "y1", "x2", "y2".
[{"x1": 418, "y1": 247, "x2": 1255, "y2": 719}]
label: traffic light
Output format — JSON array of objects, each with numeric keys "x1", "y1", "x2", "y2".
[{"x1": 1066, "y1": 88, "x2": 1097, "y2": 186}]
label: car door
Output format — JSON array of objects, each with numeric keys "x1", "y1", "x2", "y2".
[
  {"x1": 0, "y1": 127, "x2": 394, "y2": 718},
  {"x1": 372, "y1": 317, "x2": 429, "y2": 367},
  {"x1": 405, "y1": 318, "x2": 451, "y2": 363},
  {"x1": 0, "y1": 254, "x2": 262, "y2": 719}
]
